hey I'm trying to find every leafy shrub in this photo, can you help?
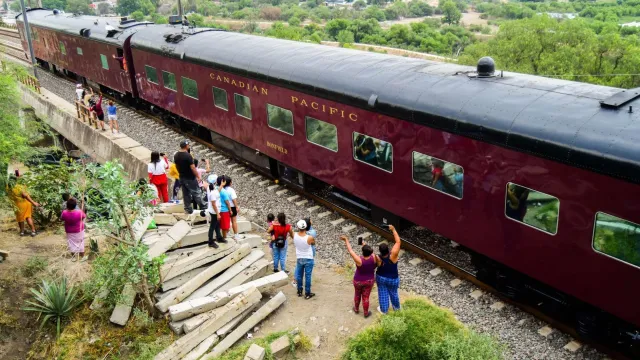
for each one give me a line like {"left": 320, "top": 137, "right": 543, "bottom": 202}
{"left": 23, "top": 277, "right": 83, "bottom": 337}
{"left": 341, "top": 298, "right": 503, "bottom": 360}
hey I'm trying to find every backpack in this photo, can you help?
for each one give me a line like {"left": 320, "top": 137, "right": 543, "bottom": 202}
{"left": 274, "top": 235, "right": 286, "bottom": 248}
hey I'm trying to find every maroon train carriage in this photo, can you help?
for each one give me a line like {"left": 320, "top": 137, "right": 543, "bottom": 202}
{"left": 17, "top": 10, "right": 640, "bottom": 353}
{"left": 15, "top": 9, "right": 152, "bottom": 98}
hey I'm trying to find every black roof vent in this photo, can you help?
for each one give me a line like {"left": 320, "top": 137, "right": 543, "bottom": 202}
{"left": 53, "top": 9, "right": 60, "bottom": 15}
{"left": 79, "top": 28, "right": 91, "bottom": 37}
{"left": 120, "top": 19, "right": 136, "bottom": 25}
{"left": 600, "top": 88, "right": 640, "bottom": 109}
{"left": 163, "top": 33, "right": 185, "bottom": 43}
{"left": 476, "top": 57, "right": 496, "bottom": 78}
{"left": 120, "top": 16, "right": 128, "bottom": 22}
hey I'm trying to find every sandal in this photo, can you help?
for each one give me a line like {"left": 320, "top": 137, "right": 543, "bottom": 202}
{"left": 305, "top": 293, "right": 315, "bottom": 300}
{"left": 19, "top": 231, "right": 25, "bottom": 237}
{"left": 30, "top": 231, "right": 37, "bottom": 237}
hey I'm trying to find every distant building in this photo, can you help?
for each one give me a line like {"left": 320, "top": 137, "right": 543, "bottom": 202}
{"left": 542, "top": 12, "right": 577, "bottom": 19}
{"left": 621, "top": 21, "right": 640, "bottom": 27}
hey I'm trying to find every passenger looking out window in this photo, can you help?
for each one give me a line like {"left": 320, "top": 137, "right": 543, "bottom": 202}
{"left": 353, "top": 132, "right": 392, "bottom": 172}
{"left": 412, "top": 152, "right": 463, "bottom": 199}
{"left": 505, "top": 183, "right": 559, "bottom": 234}
{"left": 506, "top": 184, "right": 529, "bottom": 222}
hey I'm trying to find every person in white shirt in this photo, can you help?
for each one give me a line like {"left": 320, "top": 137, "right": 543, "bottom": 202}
{"left": 206, "top": 174, "right": 226, "bottom": 248}
{"left": 148, "top": 151, "right": 169, "bottom": 203}
{"left": 225, "top": 176, "right": 241, "bottom": 240}
{"left": 294, "top": 219, "right": 316, "bottom": 299}
{"left": 75, "top": 84, "right": 84, "bottom": 102}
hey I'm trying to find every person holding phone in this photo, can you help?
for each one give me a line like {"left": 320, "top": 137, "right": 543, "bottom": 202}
{"left": 376, "top": 224, "right": 402, "bottom": 314}
{"left": 341, "top": 235, "right": 377, "bottom": 318}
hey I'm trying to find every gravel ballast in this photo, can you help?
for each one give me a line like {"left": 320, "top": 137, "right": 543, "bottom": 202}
{"left": 37, "top": 71, "right": 606, "bottom": 360}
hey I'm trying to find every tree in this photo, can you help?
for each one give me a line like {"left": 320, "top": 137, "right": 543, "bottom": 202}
{"left": 116, "top": 0, "right": 155, "bottom": 16}
{"left": 325, "top": 18, "right": 352, "bottom": 38}
{"left": 408, "top": 0, "right": 433, "bottom": 17}
{"left": 384, "top": 6, "right": 400, "bottom": 20}
{"left": 441, "top": 0, "right": 461, "bottom": 25}
{"left": 364, "top": 5, "right": 386, "bottom": 21}
{"left": 353, "top": 0, "right": 366, "bottom": 10}
{"left": 42, "top": 0, "right": 67, "bottom": 10}
{"left": 260, "top": 6, "right": 282, "bottom": 20}
{"left": 347, "top": 18, "right": 381, "bottom": 42}
{"left": 10, "top": 1, "right": 21, "bottom": 12}
{"left": 96, "top": 2, "right": 111, "bottom": 15}
{"left": 131, "top": 10, "right": 144, "bottom": 21}
{"left": 66, "top": 0, "right": 93, "bottom": 14}
{"left": 337, "top": 29, "right": 355, "bottom": 47}
{"left": 288, "top": 16, "right": 301, "bottom": 26}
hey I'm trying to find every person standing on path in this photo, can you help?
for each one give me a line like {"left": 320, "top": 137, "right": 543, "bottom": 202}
{"left": 75, "top": 84, "right": 84, "bottom": 101}
{"left": 7, "top": 172, "right": 40, "bottom": 237}
{"left": 294, "top": 219, "right": 316, "bottom": 299}
{"left": 89, "top": 92, "right": 106, "bottom": 131}
{"left": 206, "top": 174, "right": 225, "bottom": 248}
{"left": 192, "top": 159, "right": 210, "bottom": 210}
{"left": 106, "top": 100, "right": 120, "bottom": 134}
{"left": 267, "top": 212, "right": 294, "bottom": 273}
{"left": 60, "top": 198, "right": 87, "bottom": 262}
{"left": 218, "top": 175, "right": 233, "bottom": 239}
{"left": 148, "top": 151, "right": 169, "bottom": 203}
{"left": 376, "top": 224, "right": 402, "bottom": 314}
{"left": 173, "top": 139, "right": 207, "bottom": 215}
{"left": 341, "top": 235, "right": 377, "bottom": 318}
{"left": 225, "top": 176, "right": 241, "bottom": 240}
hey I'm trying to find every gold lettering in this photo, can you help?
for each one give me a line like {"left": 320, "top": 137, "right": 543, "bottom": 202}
{"left": 322, "top": 104, "right": 326, "bottom": 112}
{"left": 329, "top": 107, "right": 338, "bottom": 115}
{"left": 349, "top": 113, "right": 358, "bottom": 121}
{"left": 231, "top": 80, "right": 237, "bottom": 86}
{"left": 224, "top": 77, "right": 230, "bottom": 83}
{"left": 311, "top": 102, "right": 319, "bottom": 110}
{"left": 261, "top": 88, "right": 268, "bottom": 95}
{"left": 300, "top": 99, "right": 308, "bottom": 107}
{"left": 253, "top": 85, "right": 259, "bottom": 93}
{"left": 210, "top": 73, "right": 215, "bottom": 79}
{"left": 239, "top": 81, "right": 245, "bottom": 88}
{"left": 291, "top": 96, "right": 299, "bottom": 104}
{"left": 341, "top": 110, "right": 345, "bottom": 118}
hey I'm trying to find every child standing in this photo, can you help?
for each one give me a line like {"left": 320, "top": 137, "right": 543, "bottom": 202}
{"left": 61, "top": 198, "right": 87, "bottom": 262}
{"left": 107, "top": 100, "right": 119, "bottom": 134}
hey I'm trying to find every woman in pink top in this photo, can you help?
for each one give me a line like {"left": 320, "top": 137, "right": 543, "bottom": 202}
{"left": 60, "top": 198, "right": 87, "bottom": 261}
{"left": 341, "top": 235, "right": 378, "bottom": 318}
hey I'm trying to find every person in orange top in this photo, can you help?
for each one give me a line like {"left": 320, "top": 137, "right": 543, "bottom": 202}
{"left": 7, "top": 171, "right": 40, "bottom": 237}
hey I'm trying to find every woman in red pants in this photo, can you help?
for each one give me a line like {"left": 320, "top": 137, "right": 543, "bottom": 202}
{"left": 341, "top": 235, "right": 378, "bottom": 318}
{"left": 148, "top": 151, "right": 169, "bottom": 203}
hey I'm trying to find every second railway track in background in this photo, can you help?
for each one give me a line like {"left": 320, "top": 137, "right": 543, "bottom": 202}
{"left": 3, "top": 37, "right": 623, "bottom": 359}
{"left": 32, "top": 68, "right": 626, "bottom": 359}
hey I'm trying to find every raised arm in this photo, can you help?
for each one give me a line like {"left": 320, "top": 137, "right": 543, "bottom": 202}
{"left": 341, "top": 235, "right": 362, "bottom": 266}
{"left": 389, "top": 225, "right": 401, "bottom": 263}
{"left": 204, "top": 159, "right": 211, "bottom": 172}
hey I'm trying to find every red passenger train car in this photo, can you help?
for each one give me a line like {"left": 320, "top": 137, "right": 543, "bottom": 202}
{"left": 17, "top": 9, "right": 640, "bottom": 353}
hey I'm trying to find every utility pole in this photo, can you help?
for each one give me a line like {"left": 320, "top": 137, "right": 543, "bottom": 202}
{"left": 177, "top": 0, "right": 183, "bottom": 18}
{"left": 18, "top": 0, "right": 38, "bottom": 79}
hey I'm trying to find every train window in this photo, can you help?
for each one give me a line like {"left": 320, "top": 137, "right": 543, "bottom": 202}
{"left": 76, "top": 47, "right": 83, "bottom": 55}
{"left": 100, "top": 54, "right": 109, "bottom": 70}
{"left": 145, "top": 66, "right": 159, "bottom": 84}
{"left": 305, "top": 117, "right": 337, "bottom": 152}
{"left": 352, "top": 132, "right": 393, "bottom": 172}
{"left": 505, "top": 183, "right": 559, "bottom": 235}
{"left": 162, "top": 71, "right": 176, "bottom": 91}
{"left": 59, "top": 41, "right": 66, "bottom": 55}
{"left": 593, "top": 212, "right": 640, "bottom": 268}
{"left": 234, "top": 94, "right": 252, "bottom": 120}
{"left": 212, "top": 87, "right": 228, "bottom": 110}
{"left": 267, "top": 104, "right": 294, "bottom": 135}
{"left": 182, "top": 77, "right": 198, "bottom": 99}
{"left": 412, "top": 152, "right": 463, "bottom": 199}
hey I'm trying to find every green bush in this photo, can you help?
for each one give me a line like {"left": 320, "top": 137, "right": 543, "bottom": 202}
{"left": 341, "top": 298, "right": 503, "bottom": 360}
{"left": 23, "top": 277, "right": 84, "bottom": 338}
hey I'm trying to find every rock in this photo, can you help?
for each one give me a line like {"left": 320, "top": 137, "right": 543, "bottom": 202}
{"left": 269, "top": 335, "right": 291, "bottom": 358}
{"left": 154, "top": 213, "right": 178, "bottom": 226}
{"left": 109, "top": 284, "right": 136, "bottom": 326}
{"left": 244, "top": 344, "right": 265, "bottom": 360}
{"left": 312, "top": 335, "right": 321, "bottom": 348}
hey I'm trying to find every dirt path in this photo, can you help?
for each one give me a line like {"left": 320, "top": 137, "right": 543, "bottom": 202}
{"left": 254, "top": 242, "right": 414, "bottom": 360}
{"left": 0, "top": 213, "right": 90, "bottom": 360}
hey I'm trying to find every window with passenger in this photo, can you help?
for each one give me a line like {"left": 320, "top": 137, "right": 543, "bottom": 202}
{"left": 412, "top": 152, "right": 463, "bottom": 199}
{"left": 352, "top": 132, "right": 392, "bottom": 172}
{"left": 267, "top": 104, "right": 293, "bottom": 135}
{"left": 235, "top": 94, "right": 251, "bottom": 120}
{"left": 505, "top": 183, "right": 559, "bottom": 234}
{"left": 593, "top": 212, "right": 640, "bottom": 267}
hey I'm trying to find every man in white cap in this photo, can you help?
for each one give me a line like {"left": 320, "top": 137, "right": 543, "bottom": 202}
{"left": 293, "top": 219, "right": 316, "bottom": 299}
{"left": 75, "top": 84, "right": 84, "bottom": 102}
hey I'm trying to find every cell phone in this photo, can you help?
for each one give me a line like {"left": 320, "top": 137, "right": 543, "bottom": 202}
{"left": 381, "top": 224, "right": 390, "bottom": 229}
{"left": 357, "top": 236, "right": 363, "bottom": 245}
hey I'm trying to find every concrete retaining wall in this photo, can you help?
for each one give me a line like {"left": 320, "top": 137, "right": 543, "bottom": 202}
{"left": 20, "top": 84, "right": 150, "bottom": 180}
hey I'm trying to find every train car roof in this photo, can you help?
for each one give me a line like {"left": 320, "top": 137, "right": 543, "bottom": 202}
{"left": 85, "top": 23, "right": 640, "bottom": 183}
{"left": 16, "top": 9, "right": 152, "bottom": 46}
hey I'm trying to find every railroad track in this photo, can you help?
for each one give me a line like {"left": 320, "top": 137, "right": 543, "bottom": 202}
{"left": 30, "top": 62, "right": 627, "bottom": 359}
{"left": 0, "top": 28, "right": 29, "bottom": 64}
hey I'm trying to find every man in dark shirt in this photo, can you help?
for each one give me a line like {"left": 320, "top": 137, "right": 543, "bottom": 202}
{"left": 174, "top": 139, "right": 207, "bottom": 215}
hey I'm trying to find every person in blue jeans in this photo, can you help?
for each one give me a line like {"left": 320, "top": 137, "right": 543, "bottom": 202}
{"left": 267, "top": 212, "right": 294, "bottom": 273}
{"left": 375, "top": 224, "right": 401, "bottom": 313}
{"left": 304, "top": 217, "right": 317, "bottom": 258}
{"left": 294, "top": 219, "right": 316, "bottom": 299}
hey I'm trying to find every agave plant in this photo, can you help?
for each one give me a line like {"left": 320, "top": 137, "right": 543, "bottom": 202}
{"left": 23, "top": 277, "right": 84, "bottom": 337}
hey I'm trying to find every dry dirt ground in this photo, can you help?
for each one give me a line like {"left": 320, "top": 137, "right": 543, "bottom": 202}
{"left": 0, "top": 211, "right": 91, "bottom": 360}
{"left": 0, "top": 215, "right": 415, "bottom": 359}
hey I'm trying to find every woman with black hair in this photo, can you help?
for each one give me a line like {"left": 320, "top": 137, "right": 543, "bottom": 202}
{"left": 341, "top": 235, "right": 377, "bottom": 318}
{"left": 148, "top": 151, "right": 169, "bottom": 203}
{"left": 375, "top": 225, "right": 401, "bottom": 314}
